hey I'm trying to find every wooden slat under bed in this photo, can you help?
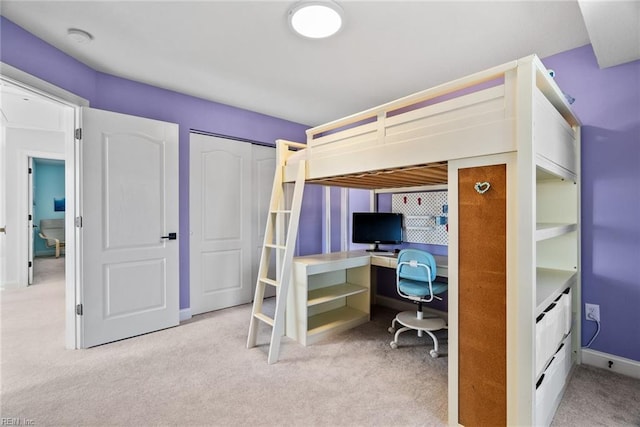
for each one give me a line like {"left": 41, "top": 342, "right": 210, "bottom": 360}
{"left": 305, "top": 161, "right": 448, "bottom": 189}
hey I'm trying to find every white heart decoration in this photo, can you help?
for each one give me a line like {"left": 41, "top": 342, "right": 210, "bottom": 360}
{"left": 474, "top": 182, "right": 491, "bottom": 194}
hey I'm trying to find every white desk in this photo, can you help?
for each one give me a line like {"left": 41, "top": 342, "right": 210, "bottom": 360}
{"left": 286, "top": 251, "right": 448, "bottom": 346}
{"left": 370, "top": 252, "right": 448, "bottom": 277}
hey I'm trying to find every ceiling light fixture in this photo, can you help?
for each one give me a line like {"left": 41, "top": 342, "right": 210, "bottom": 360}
{"left": 67, "top": 28, "right": 93, "bottom": 44}
{"left": 288, "top": 1, "right": 344, "bottom": 39}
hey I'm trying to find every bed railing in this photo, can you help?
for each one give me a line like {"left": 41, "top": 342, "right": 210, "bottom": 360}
{"left": 306, "top": 55, "right": 578, "bottom": 143}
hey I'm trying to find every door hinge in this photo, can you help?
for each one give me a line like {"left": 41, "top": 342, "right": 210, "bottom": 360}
{"left": 28, "top": 214, "right": 32, "bottom": 221}
{"left": 28, "top": 261, "right": 32, "bottom": 268}
{"left": 75, "top": 128, "right": 82, "bottom": 140}
{"left": 28, "top": 167, "right": 32, "bottom": 174}
{"left": 76, "top": 304, "right": 83, "bottom": 316}
{"left": 75, "top": 216, "right": 83, "bottom": 227}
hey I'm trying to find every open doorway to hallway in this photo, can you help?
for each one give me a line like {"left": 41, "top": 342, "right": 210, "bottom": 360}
{"left": 31, "top": 158, "right": 66, "bottom": 286}
{"left": 1, "top": 74, "right": 77, "bottom": 349}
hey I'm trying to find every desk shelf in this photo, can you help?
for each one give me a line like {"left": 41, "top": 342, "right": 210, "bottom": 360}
{"left": 307, "top": 306, "right": 369, "bottom": 345}
{"left": 287, "top": 252, "right": 371, "bottom": 346}
{"left": 308, "top": 283, "right": 368, "bottom": 307}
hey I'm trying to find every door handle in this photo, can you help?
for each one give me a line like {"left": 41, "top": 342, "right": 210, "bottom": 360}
{"left": 161, "top": 232, "right": 177, "bottom": 240}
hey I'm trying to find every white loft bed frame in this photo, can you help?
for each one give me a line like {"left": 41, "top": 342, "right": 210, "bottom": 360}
{"left": 278, "top": 55, "right": 581, "bottom": 426}
{"left": 283, "top": 55, "right": 578, "bottom": 187}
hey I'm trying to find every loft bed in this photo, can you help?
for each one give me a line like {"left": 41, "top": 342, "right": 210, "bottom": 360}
{"left": 277, "top": 55, "right": 581, "bottom": 426}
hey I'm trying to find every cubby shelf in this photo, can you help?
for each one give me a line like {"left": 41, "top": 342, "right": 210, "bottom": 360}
{"left": 307, "top": 283, "right": 368, "bottom": 307}
{"left": 307, "top": 306, "right": 368, "bottom": 342}
{"left": 536, "top": 268, "right": 576, "bottom": 316}
{"left": 287, "top": 252, "right": 371, "bottom": 347}
{"left": 535, "top": 223, "right": 578, "bottom": 241}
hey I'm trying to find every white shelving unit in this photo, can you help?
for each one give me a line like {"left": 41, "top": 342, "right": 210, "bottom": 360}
{"left": 533, "top": 88, "right": 580, "bottom": 425}
{"left": 286, "top": 252, "right": 371, "bottom": 346}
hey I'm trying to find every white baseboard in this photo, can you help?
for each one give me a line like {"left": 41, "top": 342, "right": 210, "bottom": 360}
{"left": 581, "top": 348, "right": 640, "bottom": 380}
{"left": 34, "top": 250, "right": 57, "bottom": 257}
{"left": 179, "top": 308, "right": 192, "bottom": 322}
{"left": 0, "top": 281, "right": 25, "bottom": 290}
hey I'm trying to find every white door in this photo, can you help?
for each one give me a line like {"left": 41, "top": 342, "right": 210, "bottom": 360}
{"left": 252, "top": 144, "right": 277, "bottom": 298}
{"left": 28, "top": 157, "right": 34, "bottom": 285}
{"left": 81, "top": 107, "right": 179, "bottom": 348}
{"left": 189, "top": 134, "right": 253, "bottom": 315}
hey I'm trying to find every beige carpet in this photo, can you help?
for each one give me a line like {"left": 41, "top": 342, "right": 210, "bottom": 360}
{"left": 1, "top": 257, "right": 638, "bottom": 426}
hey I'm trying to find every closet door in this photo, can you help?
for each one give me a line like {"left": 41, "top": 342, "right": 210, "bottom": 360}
{"left": 458, "top": 164, "right": 507, "bottom": 425}
{"left": 190, "top": 134, "right": 252, "bottom": 315}
{"left": 190, "top": 135, "right": 275, "bottom": 315}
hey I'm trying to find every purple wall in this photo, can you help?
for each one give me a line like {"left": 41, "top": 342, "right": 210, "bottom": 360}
{"left": 0, "top": 17, "right": 97, "bottom": 101}
{"left": 542, "top": 46, "right": 640, "bottom": 361}
{"left": 1, "top": 17, "right": 311, "bottom": 310}
{"left": 298, "top": 184, "right": 323, "bottom": 256}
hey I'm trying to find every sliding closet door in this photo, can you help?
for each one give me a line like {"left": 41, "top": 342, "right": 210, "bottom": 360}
{"left": 190, "top": 134, "right": 275, "bottom": 315}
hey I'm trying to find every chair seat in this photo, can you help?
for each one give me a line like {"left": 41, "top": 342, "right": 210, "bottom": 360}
{"left": 399, "top": 278, "right": 448, "bottom": 298}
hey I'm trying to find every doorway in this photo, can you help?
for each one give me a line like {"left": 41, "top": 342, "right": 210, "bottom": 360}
{"left": 0, "top": 75, "right": 78, "bottom": 348}
{"left": 31, "top": 158, "right": 66, "bottom": 286}
{"left": 2, "top": 69, "right": 181, "bottom": 349}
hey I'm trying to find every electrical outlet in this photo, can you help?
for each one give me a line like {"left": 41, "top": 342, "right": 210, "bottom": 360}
{"left": 585, "top": 303, "right": 600, "bottom": 322}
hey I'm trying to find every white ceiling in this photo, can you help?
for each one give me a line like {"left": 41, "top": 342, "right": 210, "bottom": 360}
{"left": 2, "top": 1, "right": 638, "bottom": 126}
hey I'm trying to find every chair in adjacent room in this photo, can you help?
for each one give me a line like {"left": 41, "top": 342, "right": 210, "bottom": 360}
{"left": 388, "top": 249, "right": 448, "bottom": 358}
{"left": 38, "top": 218, "right": 65, "bottom": 258}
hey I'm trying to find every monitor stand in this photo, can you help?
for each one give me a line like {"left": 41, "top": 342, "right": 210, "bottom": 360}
{"left": 366, "top": 244, "right": 388, "bottom": 253}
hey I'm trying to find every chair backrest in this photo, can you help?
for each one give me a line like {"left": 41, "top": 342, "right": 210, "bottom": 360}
{"left": 40, "top": 219, "right": 65, "bottom": 242}
{"left": 397, "top": 249, "right": 437, "bottom": 282}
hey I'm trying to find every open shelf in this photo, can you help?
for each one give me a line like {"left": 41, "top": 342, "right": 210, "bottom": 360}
{"left": 307, "top": 282, "right": 368, "bottom": 307}
{"left": 536, "top": 268, "right": 576, "bottom": 315}
{"left": 536, "top": 223, "right": 577, "bottom": 241}
{"left": 307, "top": 306, "right": 368, "bottom": 344}
{"left": 288, "top": 252, "right": 371, "bottom": 346}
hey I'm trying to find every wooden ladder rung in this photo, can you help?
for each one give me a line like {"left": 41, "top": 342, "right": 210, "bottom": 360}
{"left": 265, "top": 243, "right": 286, "bottom": 250}
{"left": 270, "top": 210, "right": 291, "bottom": 214}
{"left": 259, "top": 278, "right": 279, "bottom": 287}
{"left": 253, "top": 312, "right": 274, "bottom": 326}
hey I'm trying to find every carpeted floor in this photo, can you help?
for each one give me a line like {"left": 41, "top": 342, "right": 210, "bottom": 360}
{"left": 1, "top": 256, "right": 638, "bottom": 426}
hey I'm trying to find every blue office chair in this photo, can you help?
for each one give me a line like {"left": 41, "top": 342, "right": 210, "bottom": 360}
{"left": 388, "top": 249, "right": 448, "bottom": 358}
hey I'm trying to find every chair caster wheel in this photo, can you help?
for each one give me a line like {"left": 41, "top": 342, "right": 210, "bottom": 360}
{"left": 430, "top": 350, "right": 439, "bottom": 358}
{"left": 390, "top": 341, "right": 398, "bottom": 349}
{"left": 388, "top": 326, "right": 395, "bottom": 333}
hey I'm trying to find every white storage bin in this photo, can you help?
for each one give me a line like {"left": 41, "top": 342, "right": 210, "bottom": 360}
{"left": 535, "top": 312, "right": 548, "bottom": 376}
{"left": 535, "top": 332, "right": 573, "bottom": 427}
{"left": 562, "top": 288, "right": 572, "bottom": 335}
{"left": 535, "top": 372, "right": 548, "bottom": 426}
{"left": 545, "top": 303, "right": 561, "bottom": 359}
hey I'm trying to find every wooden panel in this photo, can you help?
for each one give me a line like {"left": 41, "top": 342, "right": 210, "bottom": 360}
{"left": 307, "top": 162, "right": 448, "bottom": 189}
{"left": 458, "top": 164, "right": 507, "bottom": 426}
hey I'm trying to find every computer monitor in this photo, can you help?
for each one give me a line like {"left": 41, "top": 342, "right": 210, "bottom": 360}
{"left": 352, "top": 212, "right": 403, "bottom": 252}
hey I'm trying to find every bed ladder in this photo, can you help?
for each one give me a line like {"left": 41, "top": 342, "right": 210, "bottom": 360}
{"left": 247, "top": 140, "right": 307, "bottom": 364}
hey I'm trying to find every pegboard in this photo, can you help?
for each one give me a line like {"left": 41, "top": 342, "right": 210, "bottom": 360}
{"left": 392, "top": 191, "right": 448, "bottom": 246}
